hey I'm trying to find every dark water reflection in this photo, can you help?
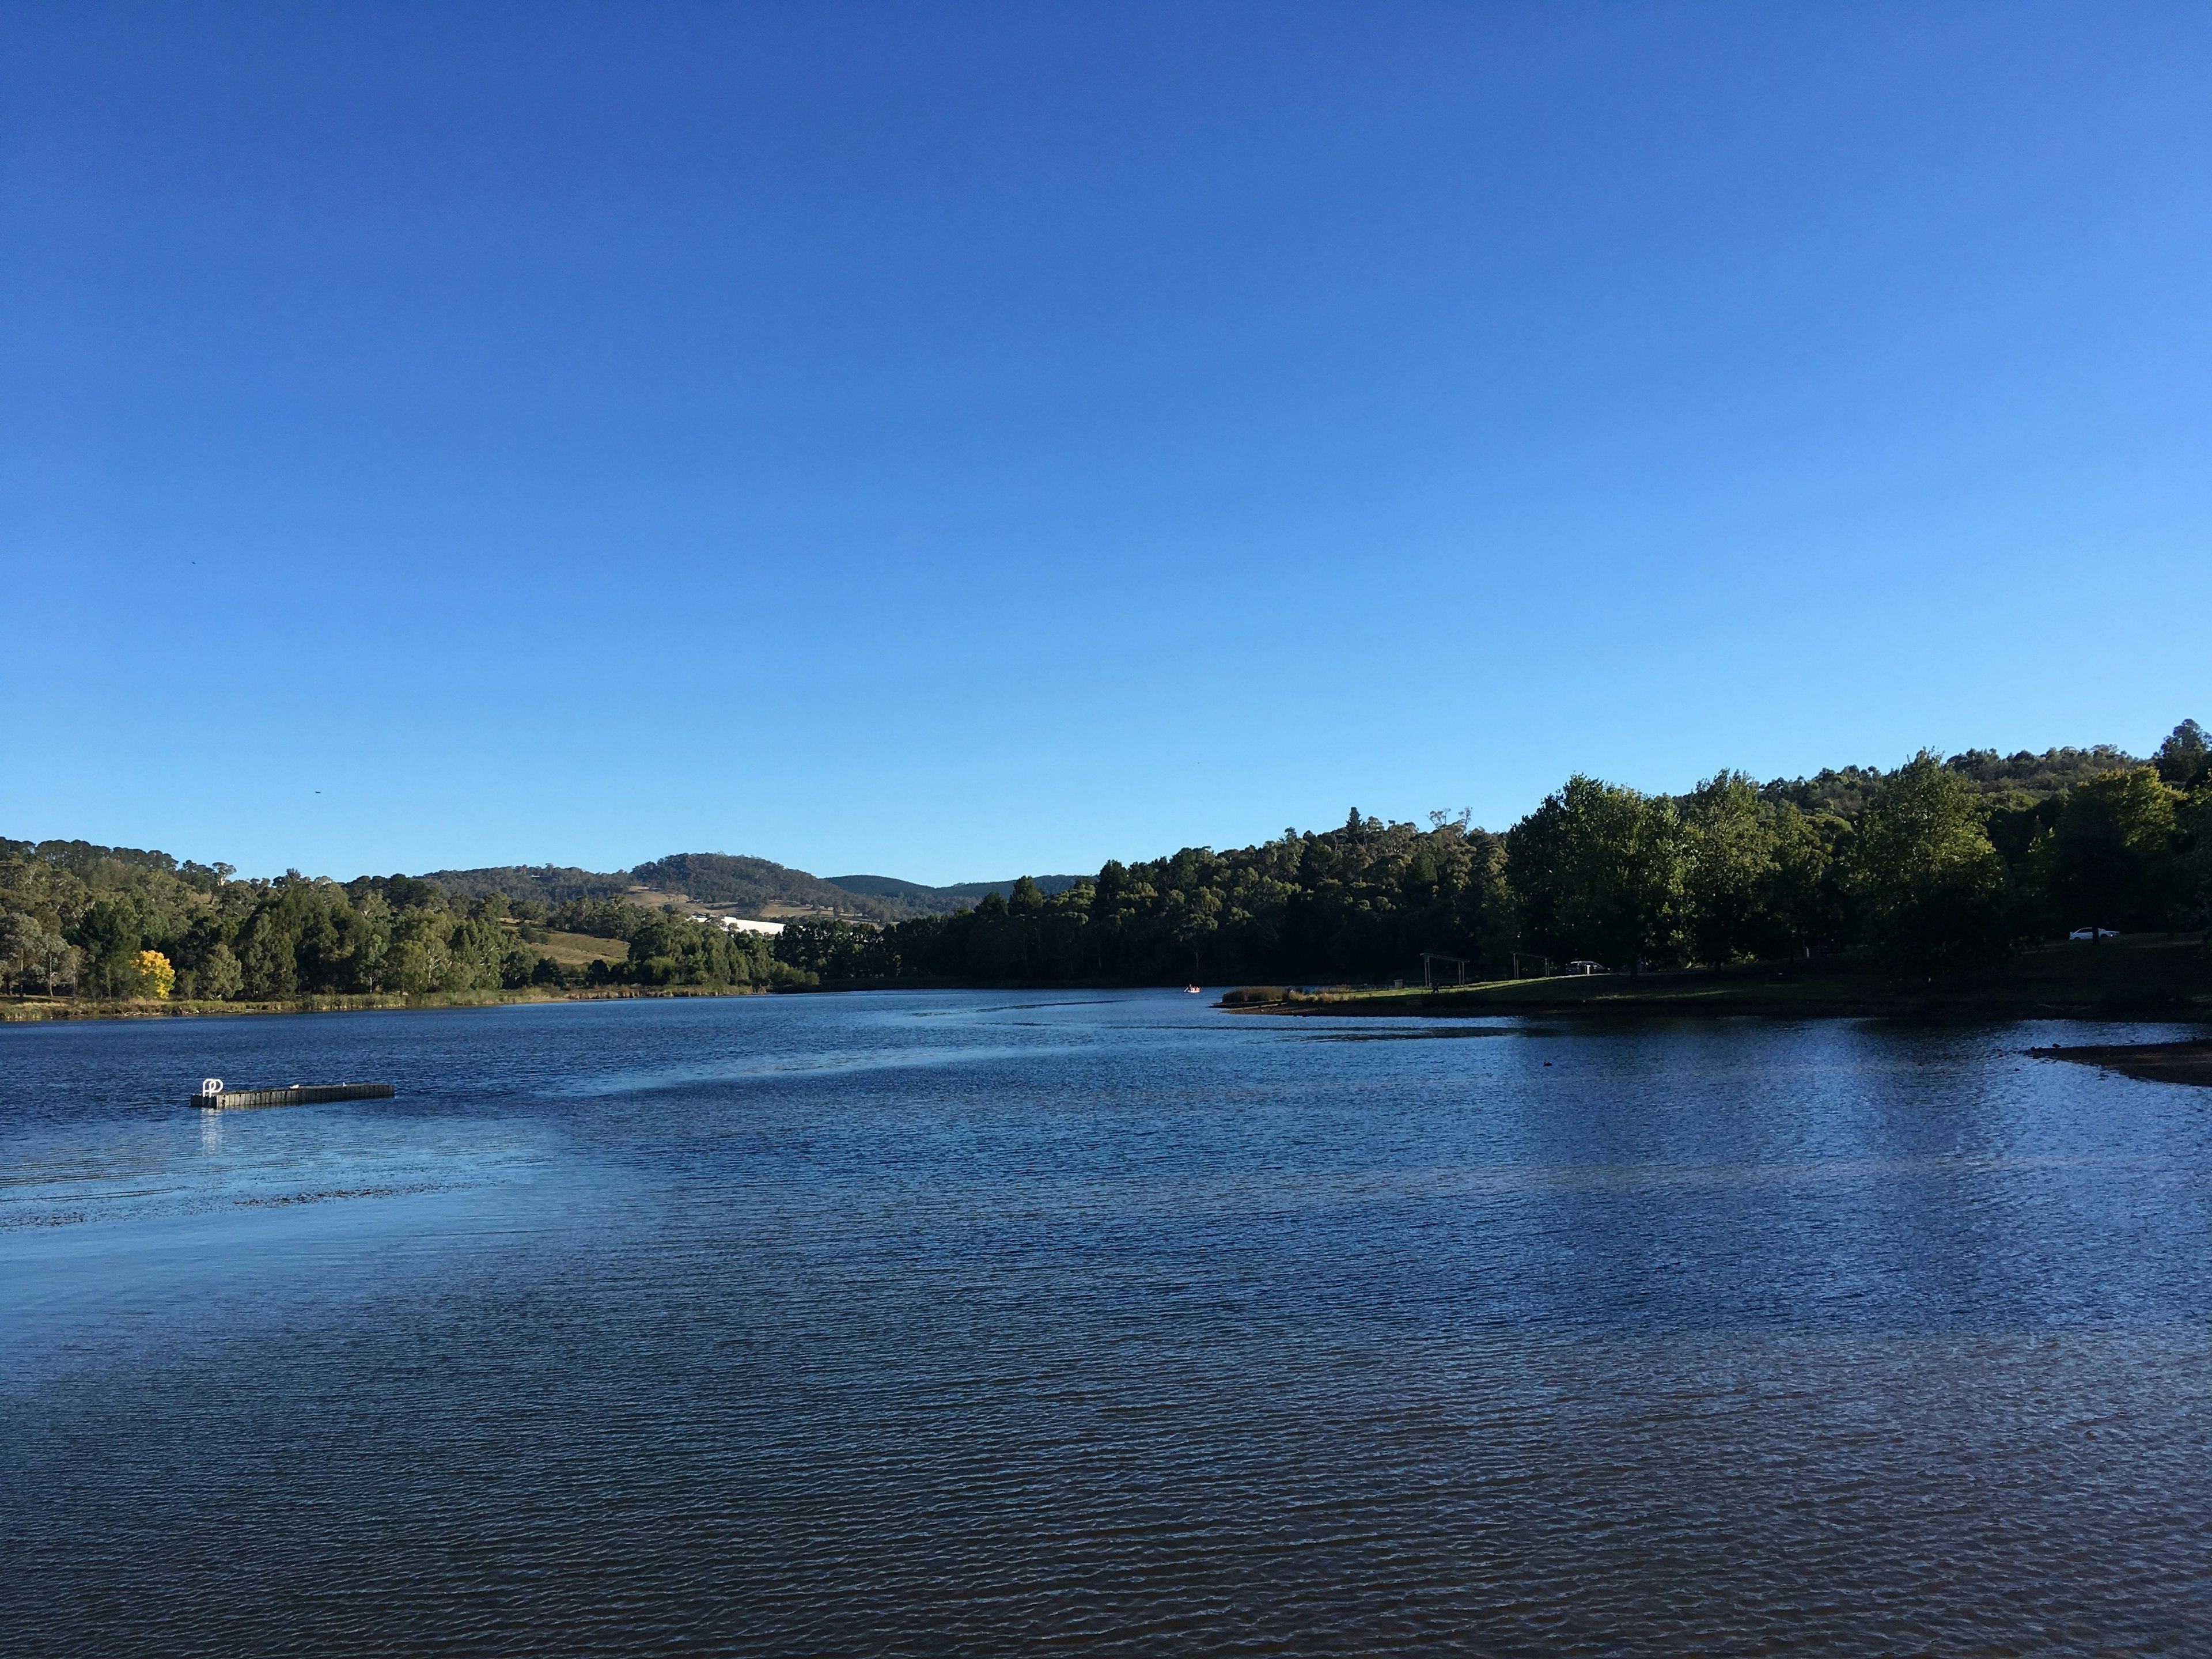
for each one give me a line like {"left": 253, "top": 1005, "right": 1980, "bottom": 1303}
{"left": 4, "top": 993, "right": 2210, "bottom": 1654}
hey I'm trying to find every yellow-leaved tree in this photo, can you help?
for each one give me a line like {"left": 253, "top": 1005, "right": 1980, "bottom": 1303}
{"left": 135, "top": 949, "right": 176, "bottom": 999}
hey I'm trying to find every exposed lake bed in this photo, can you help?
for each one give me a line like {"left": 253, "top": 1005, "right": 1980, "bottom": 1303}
{"left": 2034, "top": 1036, "right": 2212, "bottom": 1088}
{"left": 6, "top": 992, "right": 2211, "bottom": 1654}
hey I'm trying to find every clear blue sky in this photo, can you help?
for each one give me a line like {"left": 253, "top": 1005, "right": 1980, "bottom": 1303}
{"left": 5, "top": 3, "right": 2207, "bottom": 884}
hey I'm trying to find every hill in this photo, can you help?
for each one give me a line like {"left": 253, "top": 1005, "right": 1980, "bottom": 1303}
{"left": 411, "top": 864, "right": 632, "bottom": 904}
{"left": 825, "top": 873, "right": 1086, "bottom": 913}
{"left": 407, "top": 855, "right": 1086, "bottom": 923}
{"left": 1760, "top": 745, "right": 2142, "bottom": 820}
{"left": 628, "top": 853, "right": 886, "bottom": 918}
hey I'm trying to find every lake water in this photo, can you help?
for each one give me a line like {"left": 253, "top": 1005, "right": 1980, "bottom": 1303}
{"left": 4, "top": 991, "right": 2210, "bottom": 1655}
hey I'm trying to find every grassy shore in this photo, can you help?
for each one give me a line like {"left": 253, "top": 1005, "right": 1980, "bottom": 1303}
{"left": 1223, "top": 934, "right": 2212, "bottom": 1022}
{"left": 0, "top": 983, "right": 773, "bottom": 1024}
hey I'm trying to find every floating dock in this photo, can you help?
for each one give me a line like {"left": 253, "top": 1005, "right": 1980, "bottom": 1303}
{"left": 191, "top": 1081, "right": 396, "bottom": 1110}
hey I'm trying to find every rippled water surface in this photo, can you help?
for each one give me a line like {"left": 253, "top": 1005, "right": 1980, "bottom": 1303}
{"left": 5, "top": 993, "right": 2211, "bottom": 1655}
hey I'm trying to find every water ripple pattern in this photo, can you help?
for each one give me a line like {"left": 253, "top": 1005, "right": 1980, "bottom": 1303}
{"left": 3, "top": 993, "right": 2210, "bottom": 1654}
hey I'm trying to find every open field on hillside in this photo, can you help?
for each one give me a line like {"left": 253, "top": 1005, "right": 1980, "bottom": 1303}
{"left": 529, "top": 930, "right": 630, "bottom": 967}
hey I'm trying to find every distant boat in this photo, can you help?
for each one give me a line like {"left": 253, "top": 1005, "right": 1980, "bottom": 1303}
{"left": 1185, "top": 984, "right": 1202, "bottom": 994}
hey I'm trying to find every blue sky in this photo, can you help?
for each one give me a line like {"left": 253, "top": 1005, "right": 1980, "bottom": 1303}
{"left": 5, "top": 2, "right": 2207, "bottom": 884}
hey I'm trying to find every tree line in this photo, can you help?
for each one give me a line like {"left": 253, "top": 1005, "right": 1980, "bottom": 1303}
{"left": 6, "top": 724, "right": 2208, "bottom": 1001}
{"left": 777, "top": 725, "right": 2212, "bottom": 986}
{"left": 0, "top": 853, "right": 807, "bottom": 1000}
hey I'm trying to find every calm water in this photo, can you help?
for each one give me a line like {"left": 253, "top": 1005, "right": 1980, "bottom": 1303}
{"left": 4, "top": 991, "right": 2210, "bottom": 1656}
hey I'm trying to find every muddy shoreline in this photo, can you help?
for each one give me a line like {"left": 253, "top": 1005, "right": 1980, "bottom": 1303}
{"left": 2030, "top": 1039, "right": 2212, "bottom": 1088}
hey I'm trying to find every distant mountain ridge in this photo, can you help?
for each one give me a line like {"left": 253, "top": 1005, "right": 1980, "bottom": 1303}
{"left": 410, "top": 854, "right": 1084, "bottom": 922}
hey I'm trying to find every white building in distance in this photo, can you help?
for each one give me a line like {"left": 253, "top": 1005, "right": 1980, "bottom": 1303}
{"left": 692, "top": 914, "right": 785, "bottom": 937}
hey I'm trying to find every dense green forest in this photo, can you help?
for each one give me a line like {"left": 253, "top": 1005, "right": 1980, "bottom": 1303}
{"left": 0, "top": 853, "right": 806, "bottom": 1001}
{"left": 6, "top": 726, "right": 2209, "bottom": 1002}
{"left": 781, "top": 727, "right": 2212, "bottom": 986}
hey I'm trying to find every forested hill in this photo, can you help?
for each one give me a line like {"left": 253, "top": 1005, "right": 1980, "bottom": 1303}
{"left": 412, "top": 864, "right": 632, "bottom": 905}
{"left": 415, "top": 853, "right": 903, "bottom": 921}
{"left": 629, "top": 853, "right": 885, "bottom": 917}
{"left": 1762, "top": 745, "right": 2141, "bottom": 820}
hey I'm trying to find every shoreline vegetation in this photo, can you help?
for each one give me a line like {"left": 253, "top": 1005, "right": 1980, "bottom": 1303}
{"left": 7, "top": 726, "right": 2211, "bottom": 1025}
{"left": 1218, "top": 932, "right": 2211, "bottom": 1024}
{"left": 10, "top": 933, "right": 2209, "bottom": 1026}
{"left": 0, "top": 983, "right": 778, "bottom": 1024}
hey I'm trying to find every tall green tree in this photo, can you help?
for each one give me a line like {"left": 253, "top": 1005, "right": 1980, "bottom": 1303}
{"left": 1509, "top": 775, "right": 1687, "bottom": 971}
{"left": 2040, "top": 767, "right": 2180, "bottom": 931}
{"left": 74, "top": 896, "right": 145, "bottom": 998}
{"left": 1846, "top": 752, "right": 2013, "bottom": 965}
{"left": 1681, "top": 770, "right": 1782, "bottom": 964}
{"left": 2154, "top": 719, "right": 2209, "bottom": 788}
